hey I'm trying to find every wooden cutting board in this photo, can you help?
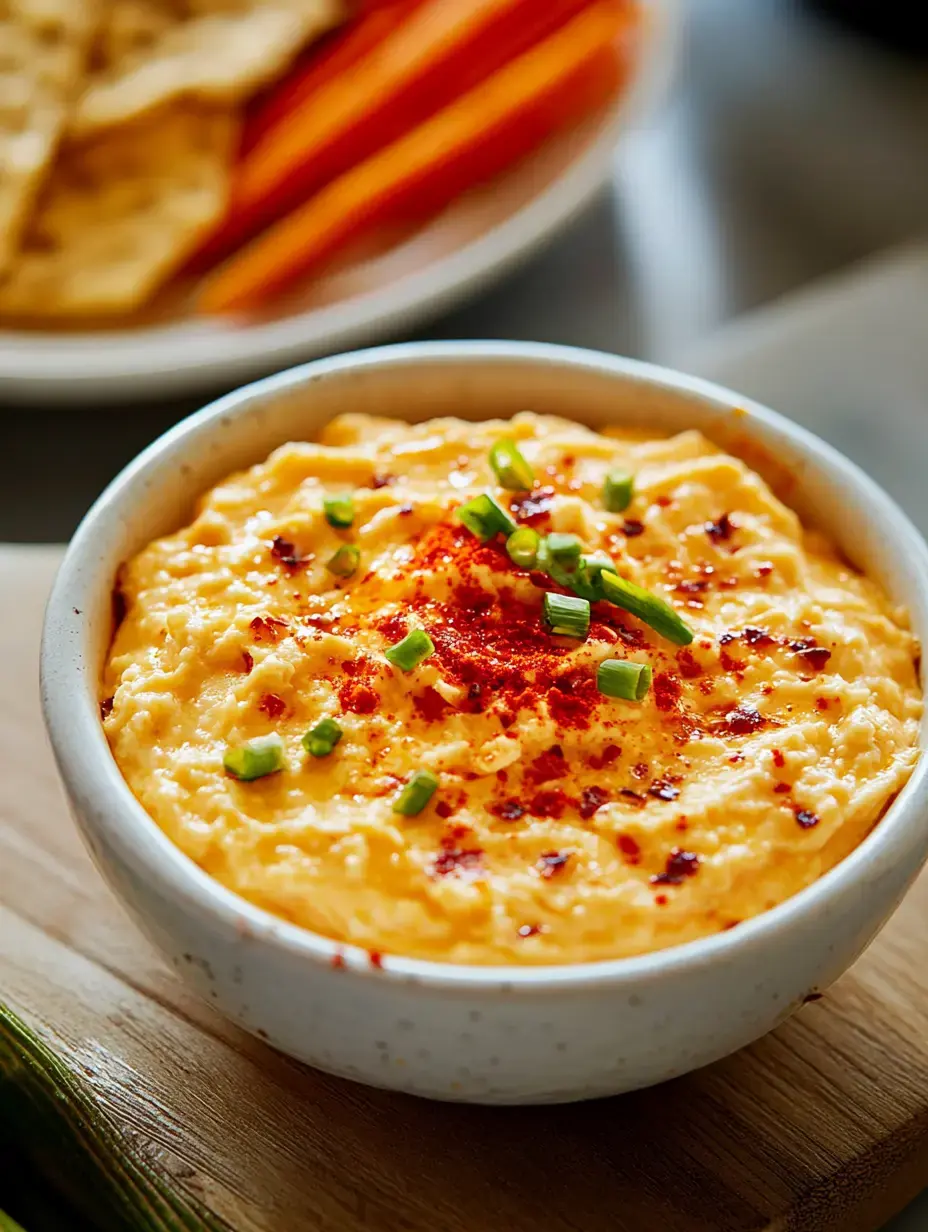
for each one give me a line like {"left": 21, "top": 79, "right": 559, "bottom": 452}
{"left": 4, "top": 543, "right": 928, "bottom": 1232}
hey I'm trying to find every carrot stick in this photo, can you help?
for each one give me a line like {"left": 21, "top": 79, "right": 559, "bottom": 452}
{"left": 201, "top": 4, "right": 629, "bottom": 313}
{"left": 196, "top": 0, "right": 633, "bottom": 268}
{"left": 242, "top": 0, "right": 429, "bottom": 154}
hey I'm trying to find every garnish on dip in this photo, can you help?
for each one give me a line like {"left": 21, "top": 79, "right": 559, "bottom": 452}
{"left": 597, "top": 659, "right": 652, "bottom": 702}
{"left": 223, "top": 733, "right": 285, "bottom": 781}
{"left": 385, "top": 629, "right": 435, "bottom": 672}
{"left": 393, "top": 769, "right": 439, "bottom": 816}
{"left": 489, "top": 438, "right": 535, "bottom": 490}
{"left": 323, "top": 494, "right": 355, "bottom": 529}
{"left": 303, "top": 719, "right": 343, "bottom": 758}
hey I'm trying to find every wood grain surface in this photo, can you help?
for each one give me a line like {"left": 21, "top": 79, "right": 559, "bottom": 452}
{"left": 3, "top": 544, "right": 928, "bottom": 1232}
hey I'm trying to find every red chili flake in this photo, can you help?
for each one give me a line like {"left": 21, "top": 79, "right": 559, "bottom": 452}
{"left": 706, "top": 513, "right": 735, "bottom": 543}
{"left": 368, "top": 951, "right": 384, "bottom": 968}
{"left": 649, "top": 780, "right": 680, "bottom": 802}
{"left": 250, "top": 615, "right": 288, "bottom": 643}
{"left": 676, "top": 579, "right": 709, "bottom": 595}
{"left": 718, "top": 577, "right": 740, "bottom": 590}
{"left": 816, "top": 698, "right": 830, "bottom": 712}
{"left": 511, "top": 486, "right": 555, "bottom": 525}
{"left": 620, "top": 788, "right": 645, "bottom": 804}
{"left": 432, "top": 848, "right": 485, "bottom": 880}
{"left": 579, "top": 787, "right": 609, "bottom": 819}
{"left": 241, "top": 650, "right": 254, "bottom": 674}
{"left": 518, "top": 923, "right": 542, "bottom": 939}
{"left": 773, "top": 782, "right": 792, "bottom": 794}
{"left": 755, "top": 562, "right": 774, "bottom": 579}
{"left": 491, "top": 798, "right": 525, "bottom": 821}
{"left": 435, "top": 801, "right": 454, "bottom": 819}
{"left": 795, "top": 807, "right": 820, "bottom": 829}
{"left": 632, "top": 762, "right": 649, "bottom": 780}
{"left": 258, "top": 693, "right": 286, "bottom": 718}
{"left": 655, "top": 894, "right": 669, "bottom": 906}
{"left": 796, "top": 646, "right": 832, "bottom": 673}
{"left": 726, "top": 704, "right": 767, "bottom": 735}
{"left": 675, "top": 817, "right": 688, "bottom": 832}
{"left": 270, "top": 535, "right": 307, "bottom": 569}
{"left": 588, "top": 743, "right": 621, "bottom": 770}
{"left": 772, "top": 748, "right": 785, "bottom": 768}
{"left": 729, "top": 753, "right": 744, "bottom": 764}
{"left": 529, "top": 569, "right": 553, "bottom": 589}
{"left": 622, "top": 519, "right": 645, "bottom": 537}
{"left": 526, "top": 745, "right": 568, "bottom": 786}
{"left": 398, "top": 504, "right": 414, "bottom": 516}
{"left": 617, "top": 834, "right": 641, "bottom": 863}
{"left": 537, "top": 851, "right": 570, "bottom": 879}
{"left": 529, "top": 789, "right": 571, "bottom": 819}
{"left": 370, "top": 473, "right": 395, "bottom": 489}
{"left": 561, "top": 454, "right": 576, "bottom": 468}
{"left": 656, "top": 495, "right": 672, "bottom": 508}
{"left": 653, "top": 673, "right": 682, "bottom": 712}
{"left": 676, "top": 649, "right": 702, "bottom": 679}
{"left": 100, "top": 696, "right": 114, "bottom": 719}
{"left": 340, "top": 684, "right": 378, "bottom": 714}
{"left": 651, "top": 848, "right": 700, "bottom": 885}
{"left": 547, "top": 670, "right": 599, "bottom": 731}
{"left": 719, "top": 648, "right": 746, "bottom": 673}
{"left": 331, "top": 952, "right": 345, "bottom": 970}
{"left": 743, "top": 626, "right": 773, "bottom": 647}
{"left": 413, "top": 687, "right": 452, "bottom": 723}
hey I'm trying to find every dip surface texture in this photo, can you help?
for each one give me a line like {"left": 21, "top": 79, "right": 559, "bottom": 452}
{"left": 102, "top": 413, "right": 922, "bottom": 965}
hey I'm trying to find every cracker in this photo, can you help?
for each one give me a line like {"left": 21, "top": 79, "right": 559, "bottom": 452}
{"left": 72, "top": 0, "right": 344, "bottom": 135}
{"left": 0, "top": 105, "right": 237, "bottom": 318}
{"left": 0, "top": 0, "right": 101, "bottom": 273}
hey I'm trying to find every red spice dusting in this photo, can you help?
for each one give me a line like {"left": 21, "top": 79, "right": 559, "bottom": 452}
{"left": 258, "top": 693, "right": 286, "bottom": 718}
{"left": 435, "top": 801, "right": 454, "bottom": 819}
{"left": 331, "top": 952, "right": 345, "bottom": 970}
{"left": 341, "top": 685, "right": 377, "bottom": 714}
{"left": 743, "top": 626, "right": 774, "bottom": 647}
{"left": 547, "top": 671, "right": 600, "bottom": 731}
{"left": 622, "top": 519, "right": 645, "bottom": 537}
{"left": 774, "top": 782, "right": 792, "bottom": 794}
{"left": 526, "top": 745, "right": 568, "bottom": 786}
{"left": 370, "top": 473, "right": 395, "bottom": 489}
{"left": 579, "top": 787, "right": 609, "bottom": 819}
{"left": 413, "top": 686, "right": 452, "bottom": 723}
{"left": 797, "top": 646, "right": 832, "bottom": 673}
{"left": 529, "top": 569, "right": 552, "bottom": 590}
{"left": 270, "top": 535, "right": 308, "bottom": 569}
{"left": 518, "top": 923, "right": 542, "bottom": 939}
{"left": 649, "top": 780, "right": 680, "bottom": 802}
{"left": 816, "top": 698, "right": 830, "bottom": 712}
{"left": 725, "top": 704, "right": 767, "bottom": 735}
{"left": 100, "top": 696, "right": 114, "bottom": 719}
{"left": 250, "top": 615, "right": 288, "bottom": 643}
{"left": 651, "top": 848, "right": 700, "bottom": 885}
{"left": 537, "top": 851, "right": 570, "bottom": 879}
{"left": 705, "top": 513, "right": 735, "bottom": 543}
{"left": 368, "top": 951, "right": 384, "bottom": 968}
{"left": 241, "top": 650, "right": 254, "bottom": 674}
{"left": 677, "top": 649, "right": 702, "bottom": 679}
{"left": 677, "top": 579, "right": 709, "bottom": 595}
{"left": 655, "top": 895, "right": 669, "bottom": 906}
{"left": 432, "top": 847, "right": 485, "bottom": 880}
{"left": 656, "top": 495, "right": 672, "bottom": 508}
{"left": 491, "top": 798, "right": 525, "bottom": 821}
{"left": 617, "top": 834, "right": 641, "bottom": 863}
{"left": 772, "top": 748, "right": 785, "bottom": 768}
{"left": 529, "top": 789, "right": 571, "bottom": 819}
{"left": 511, "top": 486, "right": 555, "bottom": 525}
{"left": 795, "top": 807, "right": 820, "bottom": 829}
{"left": 588, "top": 743, "right": 621, "bottom": 770}
{"left": 653, "top": 673, "right": 682, "bottom": 712}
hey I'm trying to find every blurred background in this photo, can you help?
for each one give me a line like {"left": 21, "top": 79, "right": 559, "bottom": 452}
{"left": 4, "top": 0, "right": 927, "bottom": 541}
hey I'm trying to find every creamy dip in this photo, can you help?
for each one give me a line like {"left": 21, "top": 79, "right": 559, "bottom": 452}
{"left": 102, "top": 412, "right": 922, "bottom": 964}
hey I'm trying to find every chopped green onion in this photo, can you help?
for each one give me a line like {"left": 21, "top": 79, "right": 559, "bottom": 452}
{"left": 489, "top": 438, "right": 534, "bottom": 490}
{"left": 302, "top": 718, "right": 343, "bottom": 758}
{"left": 392, "top": 769, "right": 439, "bottom": 815}
{"left": 326, "top": 543, "right": 360, "bottom": 577}
{"left": 545, "top": 532, "right": 583, "bottom": 563}
{"left": 385, "top": 628, "right": 435, "bottom": 672}
{"left": 543, "top": 592, "right": 590, "bottom": 639}
{"left": 581, "top": 550, "right": 617, "bottom": 582}
{"left": 603, "top": 470, "right": 634, "bottom": 513}
{"left": 223, "top": 733, "right": 285, "bottom": 781}
{"left": 600, "top": 570, "right": 694, "bottom": 646}
{"left": 507, "top": 526, "right": 540, "bottom": 568}
{"left": 455, "top": 493, "right": 517, "bottom": 541}
{"left": 597, "top": 659, "right": 652, "bottom": 701}
{"left": 323, "top": 494, "right": 355, "bottom": 529}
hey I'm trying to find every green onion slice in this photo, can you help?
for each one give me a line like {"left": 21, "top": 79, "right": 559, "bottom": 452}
{"left": 392, "top": 769, "right": 439, "bottom": 816}
{"left": 455, "top": 493, "right": 517, "bottom": 541}
{"left": 545, "top": 532, "right": 583, "bottom": 563}
{"left": 597, "top": 659, "right": 652, "bottom": 701}
{"left": 323, "top": 494, "right": 355, "bottom": 529}
{"left": 603, "top": 470, "right": 634, "bottom": 513}
{"left": 543, "top": 592, "right": 590, "bottom": 639}
{"left": 224, "top": 732, "right": 285, "bottom": 781}
{"left": 385, "top": 628, "right": 435, "bottom": 672}
{"left": 506, "top": 526, "right": 540, "bottom": 568}
{"left": 326, "top": 543, "right": 360, "bottom": 577}
{"left": 489, "top": 438, "right": 534, "bottom": 490}
{"left": 302, "top": 718, "right": 343, "bottom": 758}
{"left": 600, "top": 570, "right": 694, "bottom": 646}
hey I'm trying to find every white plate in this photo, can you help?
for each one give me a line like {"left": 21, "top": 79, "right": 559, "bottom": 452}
{"left": 0, "top": 0, "right": 678, "bottom": 406}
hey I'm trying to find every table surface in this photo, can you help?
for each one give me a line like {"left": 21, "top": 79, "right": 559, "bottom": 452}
{"left": 3, "top": 0, "right": 928, "bottom": 543}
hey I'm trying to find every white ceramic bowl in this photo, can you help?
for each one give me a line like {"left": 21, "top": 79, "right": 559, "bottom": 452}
{"left": 41, "top": 342, "right": 928, "bottom": 1104}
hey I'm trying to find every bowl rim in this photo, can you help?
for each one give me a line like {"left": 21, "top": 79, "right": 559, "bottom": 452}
{"left": 41, "top": 340, "right": 928, "bottom": 992}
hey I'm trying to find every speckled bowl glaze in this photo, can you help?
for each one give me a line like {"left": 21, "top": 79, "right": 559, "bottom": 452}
{"left": 41, "top": 342, "right": 928, "bottom": 1104}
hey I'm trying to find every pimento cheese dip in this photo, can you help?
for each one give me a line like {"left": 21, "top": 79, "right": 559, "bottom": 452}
{"left": 101, "top": 413, "right": 922, "bottom": 965}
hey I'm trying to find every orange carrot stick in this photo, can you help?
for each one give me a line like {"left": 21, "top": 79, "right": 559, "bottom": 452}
{"left": 201, "top": 4, "right": 629, "bottom": 313}
{"left": 196, "top": 0, "right": 631, "bottom": 268}
{"left": 243, "top": 0, "right": 429, "bottom": 154}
